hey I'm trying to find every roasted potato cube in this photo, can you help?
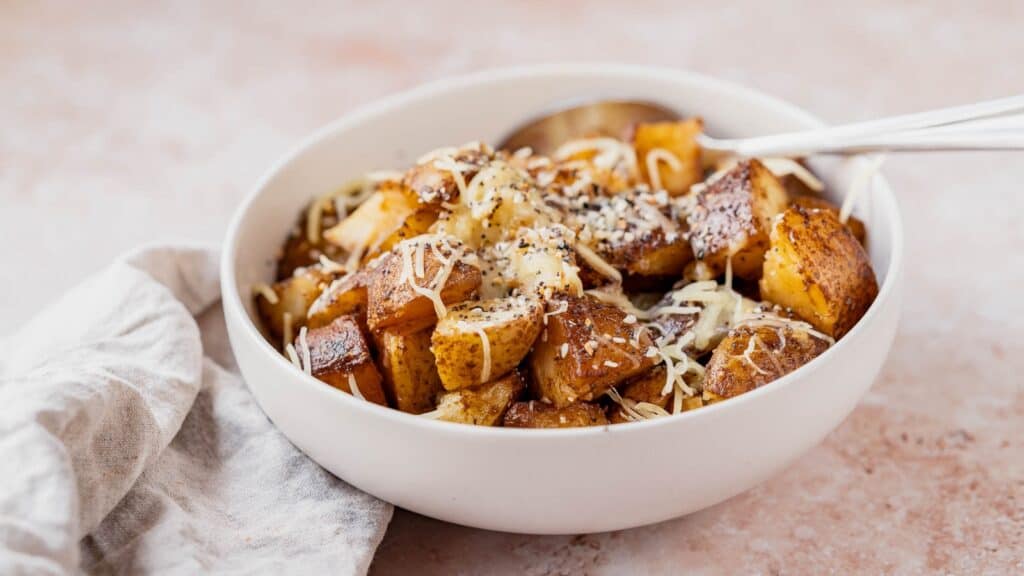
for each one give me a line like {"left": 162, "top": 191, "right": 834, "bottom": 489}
{"left": 256, "top": 267, "right": 331, "bottom": 342}
{"left": 306, "top": 268, "right": 373, "bottom": 330}
{"left": 376, "top": 207, "right": 440, "bottom": 254}
{"left": 435, "top": 370, "right": 526, "bottom": 426}
{"left": 760, "top": 205, "right": 878, "bottom": 338}
{"left": 687, "top": 159, "right": 789, "bottom": 280}
{"left": 529, "top": 295, "right": 660, "bottom": 407}
{"left": 403, "top": 144, "right": 492, "bottom": 205}
{"left": 503, "top": 400, "right": 609, "bottom": 428}
{"left": 367, "top": 237, "right": 482, "bottom": 333}
{"left": 608, "top": 365, "right": 672, "bottom": 424}
{"left": 633, "top": 119, "right": 704, "bottom": 196}
{"left": 431, "top": 296, "right": 544, "bottom": 391}
{"left": 323, "top": 184, "right": 419, "bottom": 257}
{"left": 703, "top": 323, "right": 831, "bottom": 399}
{"left": 305, "top": 315, "right": 387, "bottom": 405}
{"left": 375, "top": 328, "right": 443, "bottom": 414}
{"left": 790, "top": 195, "right": 867, "bottom": 245}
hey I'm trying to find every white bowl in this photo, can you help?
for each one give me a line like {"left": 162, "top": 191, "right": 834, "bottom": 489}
{"left": 222, "top": 64, "right": 904, "bottom": 535}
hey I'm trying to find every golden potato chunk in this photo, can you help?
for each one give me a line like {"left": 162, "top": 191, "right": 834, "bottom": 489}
{"left": 633, "top": 119, "right": 704, "bottom": 196}
{"left": 431, "top": 296, "right": 544, "bottom": 391}
{"left": 703, "top": 323, "right": 831, "bottom": 399}
{"left": 375, "top": 328, "right": 443, "bottom": 414}
{"left": 367, "top": 236, "right": 482, "bottom": 333}
{"left": 323, "top": 184, "right": 420, "bottom": 258}
{"left": 687, "top": 159, "right": 789, "bottom": 280}
{"left": 304, "top": 315, "right": 387, "bottom": 405}
{"left": 529, "top": 295, "right": 660, "bottom": 407}
{"left": 760, "top": 205, "right": 878, "bottom": 338}
{"left": 255, "top": 267, "right": 331, "bottom": 342}
{"left": 608, "top": 365, "right": 672, "bottom": 424}
{"left": 306, "top": 267, "right": 373, "bottom": 330}
{"left": 503, "top": 400, "right": 609, "bottom": 428}
{"left": 435, "top": 370, "right": 526, "bottom": 426}
{"left": 790, "top": 195, "right": 867, "bottom": 245}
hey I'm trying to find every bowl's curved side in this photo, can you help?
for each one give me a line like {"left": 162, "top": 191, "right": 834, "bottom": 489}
{"left": 222, "top": 64, "right": 904, "bottom": 534}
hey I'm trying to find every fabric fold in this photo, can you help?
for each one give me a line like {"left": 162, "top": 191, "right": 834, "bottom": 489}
{"left": 0, "top": 245, "right": 391, "bottom": 576}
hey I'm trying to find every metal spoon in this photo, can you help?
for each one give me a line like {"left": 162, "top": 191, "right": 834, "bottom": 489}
{"left": 496, "top": 96, "right": 1024, "bottom": 157}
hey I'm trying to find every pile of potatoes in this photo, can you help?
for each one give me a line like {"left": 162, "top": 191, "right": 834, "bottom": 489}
{"left": 257, "top": 123, "right": 878, "bottom": 427}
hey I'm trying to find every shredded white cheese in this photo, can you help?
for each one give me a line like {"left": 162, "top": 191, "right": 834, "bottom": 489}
{"left": 475, "top": 327, "right": 492, "bottom": 383}
{"left": 348, "top": 373, "right": 365, "bottom": 400}
{"left": 297, "top": 326, "right": 312, "bottom": 376}
{"left": 253, "top": 283, "right": 279, "bottom": 305}
{"left": 575, "top": 242, "right": 623, "bottom": 283}
{"left": 644, "top": 147, "right": 683, "bottom": 191}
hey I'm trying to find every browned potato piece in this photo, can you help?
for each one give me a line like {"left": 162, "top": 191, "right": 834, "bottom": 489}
{"left": 431, "top": 296, "right": 544, "bottom": 391}
{"left": 760, "top": 205, "right": 878, "bottom": 338}
{"left": 305, "top": 315, "right": 387, "bottom": 405}
{"left": 633, "top": 119, "right": 704, "bottom": 196}
{"left": 608, "top": 365, "right": 672, "bottom": 424}
{"left": 376, "top": 207, "right": 439, "bottom": 254}
{"left": 503, "top": 400, "right": 609, "bottom": 428}
{"left": 367, "top": 237, "right": 482, "bottom": 333}
{"left": 306, "top": 267, "right": 373, "bottom": 330}
{"left": 687, "top": 159, "right": 789, "bottom": 280}
{"left": 323, "top": 184, "right": 419, "bottom": 257}
{"left": 790, "top": 195, "right": 867, "bottom": 245}
{"left": 435, "top": 370, "right": 526, "bottom": 426}
{"left": 703, "top": 323, "right": 831, "bottom": 399}
{"left": 595, "top": 229, "right": 692, "bottom": 278}
{"left": 374, "top": 328, "right": 443, "bottom": 414}
{"left": 256, "top": 267, "right": 331, "bottom": 342}
{"left": 529, "top": 295, "right": 660, "bottom": 407}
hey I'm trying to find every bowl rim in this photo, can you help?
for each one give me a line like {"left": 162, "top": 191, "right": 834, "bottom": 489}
{"left": 221, "top": 62, "right": 904, "bottom": 439}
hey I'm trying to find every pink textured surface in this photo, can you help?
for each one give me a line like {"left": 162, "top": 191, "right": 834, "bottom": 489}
{"left": 2, "top": 1, "right": 1022, "bottom": 573}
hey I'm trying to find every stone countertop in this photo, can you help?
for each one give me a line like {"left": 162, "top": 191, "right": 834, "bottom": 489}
{"left": 3, "top": 1, "right": 1022, "bottom": 573}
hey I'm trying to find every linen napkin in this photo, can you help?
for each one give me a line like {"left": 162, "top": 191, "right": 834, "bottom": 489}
{"left": 0, "top": 245, "right": 392, "bottom": 575}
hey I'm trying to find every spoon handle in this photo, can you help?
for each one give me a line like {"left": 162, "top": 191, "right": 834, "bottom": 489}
{"left": 700, "top": 94, "right": 1024, "bottom": 156}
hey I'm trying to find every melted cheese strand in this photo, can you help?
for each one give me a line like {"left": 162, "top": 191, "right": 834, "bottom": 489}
{"left": 252, "top": 283, "right": 279, "bottom": 305}
{"left": 645, "top": 148, "right": 683, "bottom": 191}
{"left": 475, "top": 327, "right": 492, "bottom": 383}
{"left": 285, "top": 343, "right": 302, "bottom": 369}
{"left": 348, "top": 373, "right": 365, "bottom": 400}
{"left": 297, "top": 326, "right": 312, "bottom": 376}
{"left": 575, "top": 242, "right": 623, "bottom": 283}
{"left": 282, "top": 312, "right": 294, "bottom": 349}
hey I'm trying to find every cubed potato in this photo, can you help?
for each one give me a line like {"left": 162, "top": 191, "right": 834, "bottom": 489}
{"left": 759, "top": 205, "right": 878, "bottom": 338}
{"left": 304, "top": 315, "right": 387, "bottom": 405}
{"left": 633, "top": 119, "right": 704, "bottom": 196}
{"left": 687, "top": 159, "right": 789, "bottom": 280}
{"left": 403, "top": 144, "right": 492, "bottom": 205}
{"left": 431, "top": 296, "right": 544, "bottom": 390}
{"left": 703, "top": 322, "right": 831, "bottom": 399}
{"left": 256, "top": 267, "right": 331, "bottom": 342}
{"left": 367, "top": 236, "right": 482, "bottom": 333}
{"left": 529, "top": 295, "right": 660, "bottom": 407}
{"left": 503, "top": 400, "right": 609, "bottom": 428}
{"left": 790, "top": 195, "right": 867, "bottom": 245}
{"left": 306, "top": 267, "right": 373, "bottom": 330}
{"left": 608, "top": 365, "right": 672, "bottom": 423}
{"left": 375, "top": 327, "right": 443, "bottom": 414}
{"left": 593, "top": 229, "right": 692, "bottom": 279}
{"left": 376, "top": 207, "right": 440, "bottom": 254}
{"left": 323, "top": 183, "right": 420, "bottom": 257}
{"left": 434, "top": 370, "right": 526, "bottom": 426}
{"left": 558, "top": 189, "right": 692, "bottom": 280}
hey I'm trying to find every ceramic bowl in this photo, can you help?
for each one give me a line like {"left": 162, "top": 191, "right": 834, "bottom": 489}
{"left": 222, "top": 64, "right": 903, "bottom": 534}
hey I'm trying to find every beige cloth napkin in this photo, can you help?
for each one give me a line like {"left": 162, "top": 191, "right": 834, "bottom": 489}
{"left": 0, "top": 245, "right": 392, "bottom": 575}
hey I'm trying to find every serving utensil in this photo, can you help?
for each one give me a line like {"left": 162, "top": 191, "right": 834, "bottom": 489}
{"left": 496, "top": 95, "right": 1024, "bottom": 157}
